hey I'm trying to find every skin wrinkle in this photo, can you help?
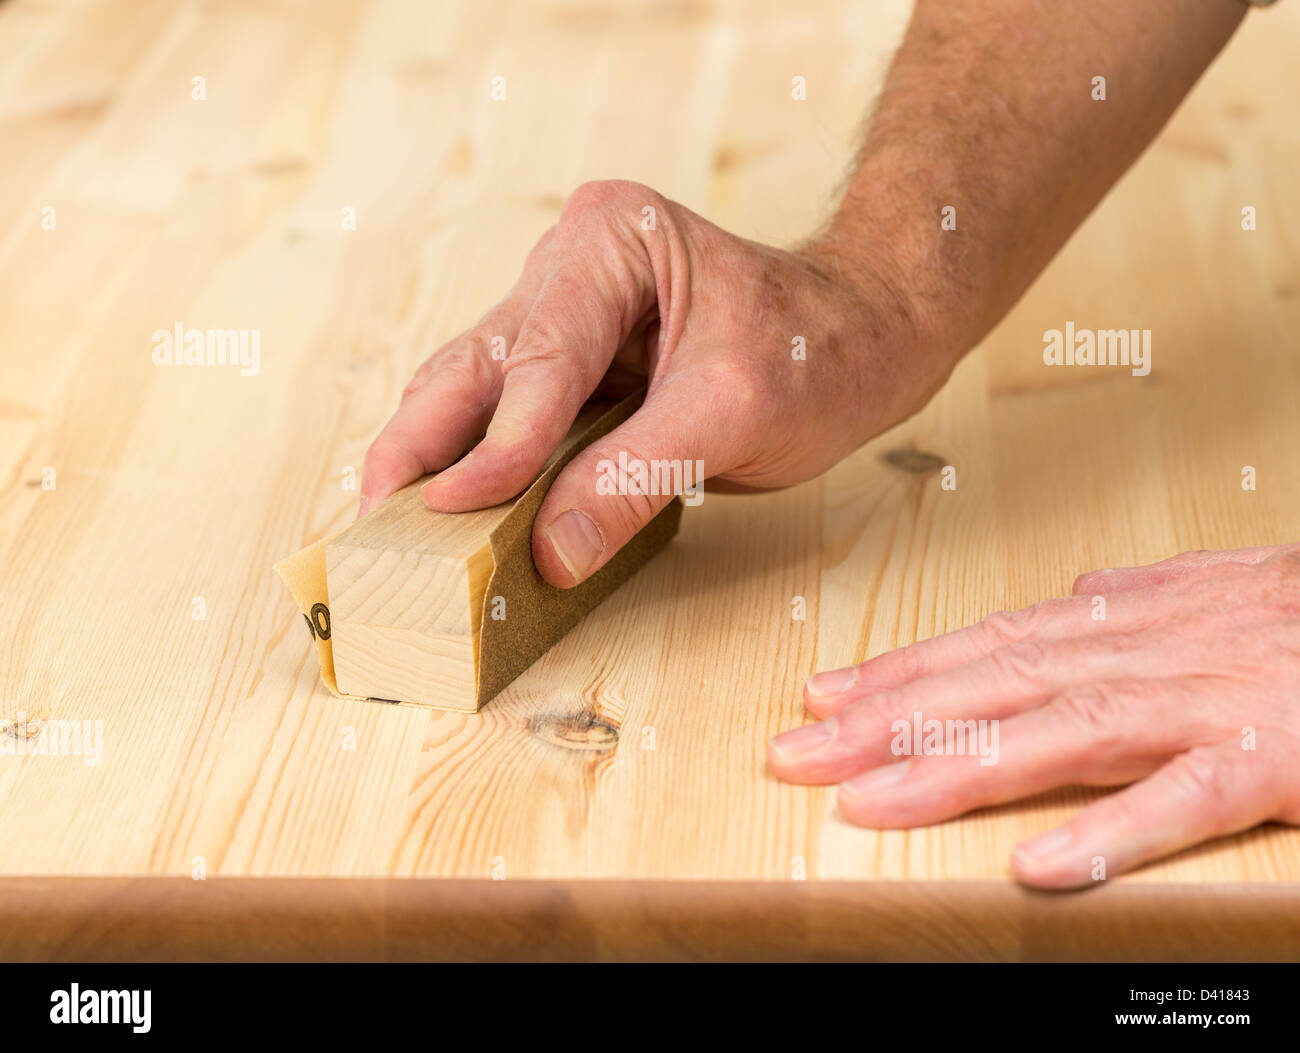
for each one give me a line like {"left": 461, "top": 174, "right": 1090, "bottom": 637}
{"left": 641, "top": 199, "right": 691, "bottom": 380}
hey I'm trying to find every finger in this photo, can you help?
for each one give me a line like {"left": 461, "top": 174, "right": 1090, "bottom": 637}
{"left": 531, "top": 381, "right": 727, "bottom": 587}
{"left": 769, "top": 630, "right": 1197, "bottom": 785}
{"left": 358, "top": 232, "right": 555, "bottom": 512}
{"left": 359, "top": 342, "right": 502, "bottom": 514}
{"left": 1072, "top": 545, "right": 1281, "bottom": 596}
{"left": 834, "top": 679, "right": 1219, "bottom": 829}
{"left": 802, "top": 595, "right": 1163, "bottom": 718}
{"left": 1011, "top": 732, "right": 1299, "bottom": 889}
{"left": 424, "top": 184, "right": 657, "bottom": 512}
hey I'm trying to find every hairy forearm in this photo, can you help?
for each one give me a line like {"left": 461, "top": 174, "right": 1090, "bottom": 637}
{"left": 815, "top": 0, "right": 1246, "bottom": 364}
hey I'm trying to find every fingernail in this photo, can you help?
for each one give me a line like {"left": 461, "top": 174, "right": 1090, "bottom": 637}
{"left": 770, "top": 718, "right": 837, "bottom": 757}
{"left": 356, "top": 495, "right": 370, "bottom": 519}
{"left": 545, "top": 509, "right": 605, "bottom": 581}
{"left": 841, "top": 760, "right": 910, "bottom": 795}
{"left": 1014, "top": 827, "right": 1072, "bottom": 862}
{"left": 806, "top": 665, "right": 859, "bottom": 698}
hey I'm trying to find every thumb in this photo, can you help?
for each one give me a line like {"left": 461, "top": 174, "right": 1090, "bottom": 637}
{"left": 532, "top": 393, "right": 713, "bottom": 587}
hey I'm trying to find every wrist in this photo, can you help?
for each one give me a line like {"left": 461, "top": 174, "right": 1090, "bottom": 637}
{"left": 797, "top": 217, "right": 969, "bottom": 387}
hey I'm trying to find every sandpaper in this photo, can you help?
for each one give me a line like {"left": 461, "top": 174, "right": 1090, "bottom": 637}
{"left": 275, "top": 392, "right": 683, "bottom": 709}
{"left": 274, "top": 532, "right": 357, "bottom": 698}
{"left": 474, "top": 393, "right": 683, "bottom": 705}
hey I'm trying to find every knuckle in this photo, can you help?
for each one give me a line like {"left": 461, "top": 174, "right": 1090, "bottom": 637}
{"left": 982, "top": 607, "right": 1041, "bottom": 647}
{"left": 883, "top": 645, "right": 927, "bottom": 686}
{"left": 563, "top": 180, "right": 613, "bottom": 214}
{"left": 1103, "top": 788, "right": 1147, "bottom": 836}
{"left": 839, "top": 689, "right": 907, "bottom": 751}
{"left": 1070, "top": 571, "right": 1097, "bottom": 595}
{"left": 502, "top": 339, "right": 566, "bottom": 373}
{"left": 562, "top": 179, "right": 649, "bottom": 225}
{"left": 508, "top": 314, "right": 574, "bottom": 367}
{"left": 588, "top": 485, "right": 660, "bottom": 538}
{"left": 611, "top": 488, "right": 661, "bottom": 532}
{"left": 1048, "top": 685, "right": 1125, "bottom": 750}
{"left": 695, "top": 359, "right": 770, "bottom": 415}
{"left": 1164, "top": 748, "right": 1233, "bottom": 829}
{"left": 870, "top": 690, "right": 909, "bottom": 735}
{"left": 585, "top": 440, "right": 665, "bottom": 530}
{"left": 500, "top": 340, "right": 585, "bottom": 404}
{"left": 439, "top": 334, "right": 502, "bottom": 386}
{"left": 987, "top": 639, "right": 1048, "bottom": 684}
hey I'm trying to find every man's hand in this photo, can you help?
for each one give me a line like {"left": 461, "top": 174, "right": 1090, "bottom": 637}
{"left": 359, "top": 0, "right": 1247, "bottom": 591}
{"left": 769, "top": 544, "right": 1300, "bottom": 888}
{"left": 360, "top": 179, "right": 948, "bottom": 587}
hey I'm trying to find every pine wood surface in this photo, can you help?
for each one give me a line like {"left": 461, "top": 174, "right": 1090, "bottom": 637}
{"left": 1, "top": 0, "right": 1298, "bottom": 958}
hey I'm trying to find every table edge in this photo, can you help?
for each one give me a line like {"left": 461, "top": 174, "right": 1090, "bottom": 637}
{"left": 2, "top": 877, "right": 1297, "bottom": 961}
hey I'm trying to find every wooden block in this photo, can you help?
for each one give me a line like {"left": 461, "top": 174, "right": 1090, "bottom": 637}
{"left": 325, "top": 396, "right": 683, "bottom": 711}
{"left": 325, "top": 484, "right": 511, "bottom": 710}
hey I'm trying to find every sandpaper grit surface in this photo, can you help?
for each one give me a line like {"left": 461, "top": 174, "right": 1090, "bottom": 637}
{"left": 475, "top": 395, "right": 684, "bottom": 705}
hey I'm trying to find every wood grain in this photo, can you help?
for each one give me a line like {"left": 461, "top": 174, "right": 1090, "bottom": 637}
{"left": 326, "top": 479, "right": 513, "bottom": 708}
{"left": 1, "top": 0, "right": 1298, "bottom": 959}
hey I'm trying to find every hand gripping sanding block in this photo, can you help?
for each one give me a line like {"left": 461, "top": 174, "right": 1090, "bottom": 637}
{"left": 275, "top": 393, "right": 683, "bottom": 711}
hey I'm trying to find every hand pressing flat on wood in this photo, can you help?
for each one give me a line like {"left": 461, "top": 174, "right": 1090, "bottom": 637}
{"left": 359, "top": 178, "right": 948, "bottom": 588}
{"left": 770, "top": 545, "right": 1300, "bottom": 888}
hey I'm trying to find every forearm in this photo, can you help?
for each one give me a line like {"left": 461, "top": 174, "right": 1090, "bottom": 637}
{"left": 815, "top": 0, "right": 1246, "bottom": 364}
